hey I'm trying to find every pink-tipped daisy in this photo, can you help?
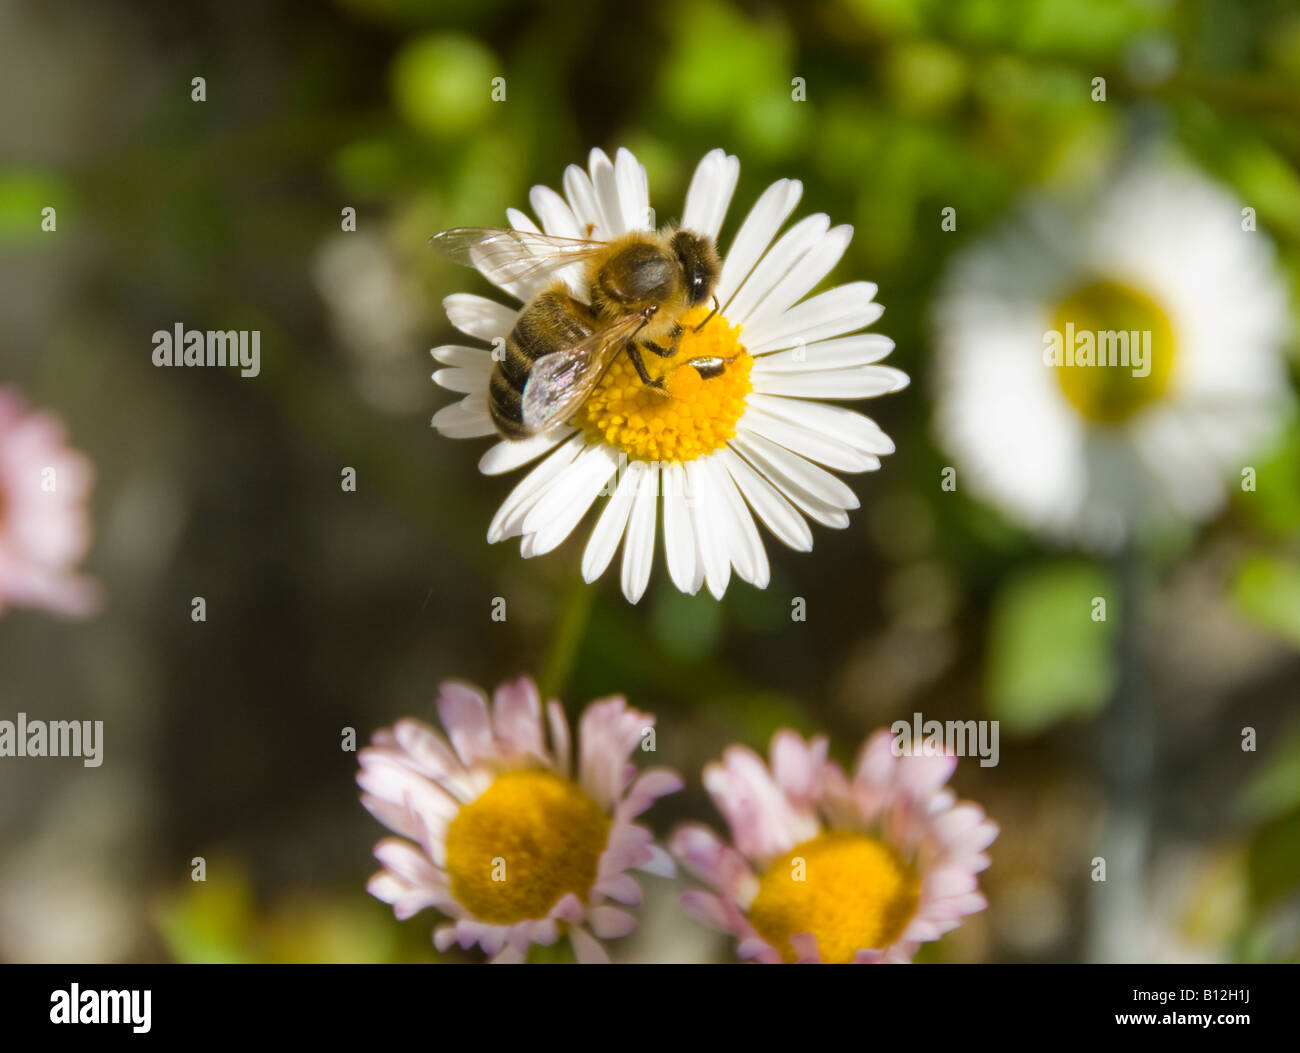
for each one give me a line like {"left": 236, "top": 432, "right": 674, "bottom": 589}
{"left": 0, "top": 387, "right": 100, "bottom": 618}
{"left": 358, "top": 675, "right": 681, "bottom": 963}
{"left": 670, "top": 729, "right": 997, "bottom": 963}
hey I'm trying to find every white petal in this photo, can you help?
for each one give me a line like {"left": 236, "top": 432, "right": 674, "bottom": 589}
{"left": 582, "top": 458, "right": 642, "bottom": 582}
{"left": 741, "top": 403, "right": 882, "bottom": 472}
{"left": 681, "top": 149, "right": 740, "bottom": 239}
{"left": 615, "top": 147, "right": 651, "bottom": 232}
{"left": 528, "top": 185, "right": 587, "bottom": 293}
{"left": 621, "top": 463, "right": 659, "bottom": 603}
{"left": 685, "top": 459, "right": 731, "bottom": 599}
{"left": 486, "top": 434, "right": 585, "bottom": 542}
{"left": 716, "top": 179, "right": 803, "bottom": 306}
{"left": 751, "top": 364, "right": 909, "bottom": 399}
{"left": 725, "top": 213, "right": 830, "bottom": 327}
{"left": 477, "top": 428, "right": 573, "bottom": 475}
{"left": 431, "top": 344, "right": 494, "bottom": 369}
{"left": 701, "top": 454, "right": 769, "bottom": 587}
{"left": 443, "top": 293, "right": 516, "bottom": 343}
{"left": 522, "top": 443, "right": 619, "bottom": 554}
{"left": 743, "top": 282, "right": 882, "bottom": 353}
{"left": 750, "top": 333, "right": 896, "bottom": 369}
{"left": 745, "top": 393, "right": 895, "bottom": 456}
{"left": 432, "top": 396, "right": 495, "bottom": 439}
{"left": 718, "top": 446, "right": 813, "bottom": 551}
{"left": 505, "top": 208, "right": 539, "bottom": 233}
{"left": 731, "top": 431, "right": 859, "bottom": 527}
{"left": 589, "top": 148, "right": 625, "bottom": 239}
{"left": 661, "top": 462, "right": 698, "bottom": 594}
{"left": 563, "top": 163, "right": 603, "bottom": 236}
{"left": 432, "top": 367, "right": 486, "bottom": 394}
{"left": 738, "top": 224, "right": 854, "bottom": 333}
{"left": 529, "top": 184, "right": 582, "bottom": 238}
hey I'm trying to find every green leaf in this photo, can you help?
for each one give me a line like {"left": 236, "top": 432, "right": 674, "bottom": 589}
{"left": 1239, "top": 728, "right": 1300, "bottom": 824}
{"left": 1233, "top": 419, "right": 1300, "bottom": 536}
{"left": 1232, "top": 554, "right": 1300, "bottom": 649}
{"left": 1247, "top": 806, "right": 1300, "bottom": 910}
{"left": 390, "top": 33, "right": 497, "bottom": 138}
{"left": 986, "top": 561, "right": 1117, "bottom": 734}
{"left": 0, "top": 170, "right": 69, "bottom": 244}
{"left": 154, "top": 864, "right": 256, "bottom": 964}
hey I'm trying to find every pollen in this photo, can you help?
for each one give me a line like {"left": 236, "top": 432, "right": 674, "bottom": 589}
{"left": 749, "top": 831, "right": 920, "bottom": 964}
{"left": 572, "top": 306, "right": 752, "bottom": 463}
{"left": 444, "top": 769, "right": 610, "bottom": 926}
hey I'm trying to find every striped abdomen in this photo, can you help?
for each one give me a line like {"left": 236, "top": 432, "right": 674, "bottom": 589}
{"left": 490, "top": 288, "right": 596, "bottom": 439}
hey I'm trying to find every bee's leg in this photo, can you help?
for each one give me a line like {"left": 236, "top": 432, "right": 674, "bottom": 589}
{"left": 624, "top": 307, "right": 669, "bottom": 391}
{"left": 692, "top": 295, "right": 721, "bottom": 332}
{"left": 624, "top": 343, "right": 665, "bottom": 390}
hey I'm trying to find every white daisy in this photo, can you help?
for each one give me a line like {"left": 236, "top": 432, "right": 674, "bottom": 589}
{"left": 933, "top": 157, "right": 1292, "bottom": 551}
{"left": 431, "top": 148, "right": 906, "bottom": 602}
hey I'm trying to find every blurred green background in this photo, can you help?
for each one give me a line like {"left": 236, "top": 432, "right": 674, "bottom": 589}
{"left": 1, "top": 0, "right": 1298, "bottom": 963}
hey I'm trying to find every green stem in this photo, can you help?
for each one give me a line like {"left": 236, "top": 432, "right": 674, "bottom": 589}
{"left": 1089, "top": 545, "right": 1154, "bottom": 962}
{"left": 538, "top": 577, "right": 596, "bottom": 699}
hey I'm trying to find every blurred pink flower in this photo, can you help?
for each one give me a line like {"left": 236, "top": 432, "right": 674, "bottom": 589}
{"left": 358, "top": 675, "right": 681, "bottom": 963}
{"left": 0, "top": 387, "right": 100, "bottom": 618}
{"left": 671, "top": 728, "right": 997, "bottom": 963}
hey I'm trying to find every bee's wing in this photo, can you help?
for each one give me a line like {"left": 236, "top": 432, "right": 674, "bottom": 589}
{"left": 430, "top": 227, "right": 606, "bottom": 289}
{"left": 521, "top": 312, "right": 649, "bottom": 434}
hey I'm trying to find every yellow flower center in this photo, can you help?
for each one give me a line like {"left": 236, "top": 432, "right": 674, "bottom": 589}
{"left": 572, "top": 306, "right": 752, "bottom": 463}
{"left": 444, "top": 769, "right": 610, "bottom": 926}
{"left": 749, "top": 832, "right": 919, "bottom": 964}
{"left": 1050, "top": 279, "right": 1177, "bottom": 425}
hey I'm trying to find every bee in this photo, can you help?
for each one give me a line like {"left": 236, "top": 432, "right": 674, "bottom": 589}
{"left": 431, "top": 225, "right": 728, "bottom": 439}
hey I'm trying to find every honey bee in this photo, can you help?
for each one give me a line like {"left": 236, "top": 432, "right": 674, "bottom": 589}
{"left": 432, "top": 225, "right": 727, "bottom": 439}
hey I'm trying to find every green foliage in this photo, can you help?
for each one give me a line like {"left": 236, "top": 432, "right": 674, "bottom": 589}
{"left": 0, "top": 169, "right": 68, "bottom": 243}
{"left": 1239, "top": 727, "right": 1300, "bottom": 825}
{"left": 391, "top": 33, "right": 498, "bottom": 137}
{"left": 1233, "top": 553, "right": 1300, "bottom": 649}
{"left": 1233, "top": 419, "right": 1300, "bottom": 536}
{"left": 156, "top": 863, "right": 427, "bottom": 964}
{"left": 986, "top": 562, "right": 1118, "bottom": 734}
{"left": 1247, "top": 807, "right": 1300, "bottom": 911}
{"left": 650, "top": 587, "right": 724, "bottom": 664}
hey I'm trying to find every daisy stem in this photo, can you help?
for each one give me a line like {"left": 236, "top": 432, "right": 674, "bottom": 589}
{"left": 538, "top": 576, "right": 595, "bottom": 700}
{"left": 1089, "top": 543, "right": 1155, "bottom": 962}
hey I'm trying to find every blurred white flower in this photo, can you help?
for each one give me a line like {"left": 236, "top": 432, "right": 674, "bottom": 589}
{"left": 933, "top": 159, "right": 1292, "bottom": 551}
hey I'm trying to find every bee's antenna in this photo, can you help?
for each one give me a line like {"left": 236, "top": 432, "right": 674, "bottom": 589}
{"left": 693, "top": 295, "right": 721, "bottom": 332}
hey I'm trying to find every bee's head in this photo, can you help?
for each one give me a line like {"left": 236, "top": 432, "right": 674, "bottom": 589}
{"left": 671, "top": 230, "right": 721, "bottom": 306}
